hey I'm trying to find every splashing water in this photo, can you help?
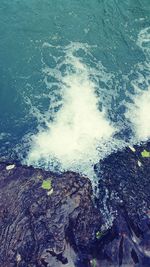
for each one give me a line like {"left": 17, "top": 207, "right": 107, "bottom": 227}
{"left": 24, "top": 25, "right": 150, "bottom": 177}
{"left": 125, "top": 27, "right": 150, "bottom": 142}
{"left": 25, "top": 43, "right": 116, "bottom": 177}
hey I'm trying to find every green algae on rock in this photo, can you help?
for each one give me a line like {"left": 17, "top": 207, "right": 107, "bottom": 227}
{"left": 41, "top": 179, "right": 52, "bottom": 190}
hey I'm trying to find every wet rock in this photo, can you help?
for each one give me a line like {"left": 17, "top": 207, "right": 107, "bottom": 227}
{"left": 0, "top": 142, "right": 150, "bottom": 267}
{"left": 93, "top": 142, "right": 150, "bottom": 267}
{"left": 0, "top": 162, "right": 101, "bottom": 267}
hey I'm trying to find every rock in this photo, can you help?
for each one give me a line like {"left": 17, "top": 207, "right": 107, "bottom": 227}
{"left": 0, "top": 142, "right": 150, "bottom": 267}
{"left": 93, "top": 142, "right": 150, "bottom": 267}
{"left": 0, "top": 162, "right": 101, "bottom": 267}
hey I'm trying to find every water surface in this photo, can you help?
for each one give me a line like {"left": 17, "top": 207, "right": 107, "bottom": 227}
{"left": 0, "top": 0, "right": 150, "bottom": 177}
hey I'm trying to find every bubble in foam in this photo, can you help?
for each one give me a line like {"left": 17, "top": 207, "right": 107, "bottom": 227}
{"left": 25, "top": 43, "right": 116, "bottom": 177}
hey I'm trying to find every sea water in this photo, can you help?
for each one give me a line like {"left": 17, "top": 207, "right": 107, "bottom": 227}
{"left": 0, "top": 0, "right": 150, "bottom": 179}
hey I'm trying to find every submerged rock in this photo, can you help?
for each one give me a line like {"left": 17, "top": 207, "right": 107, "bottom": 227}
{"left": 0, "top": 162, "right": 101, "bottom": 267}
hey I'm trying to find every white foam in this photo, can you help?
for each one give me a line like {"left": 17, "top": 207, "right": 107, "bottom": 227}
{"left": 24, "top": 26, "right": 150, "bottom": 179}
{"left": 125, "top": 27, "right": 150, "bottom": 142}
{"left": 126, "top": 88, "right": 150, "bottom": 141}
{"left": 25, "top": 43, "right": 116, "bottom": 177}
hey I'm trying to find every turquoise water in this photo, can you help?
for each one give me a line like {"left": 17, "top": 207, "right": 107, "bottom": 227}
{"left": 0, "top": 0, "right": 150, "bottom": 175}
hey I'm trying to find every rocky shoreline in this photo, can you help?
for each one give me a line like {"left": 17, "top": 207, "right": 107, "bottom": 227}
{"left": 0, "top": 142, "right": 150, "bottom": 267}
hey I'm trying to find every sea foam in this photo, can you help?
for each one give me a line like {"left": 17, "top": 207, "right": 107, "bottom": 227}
{"left": 24, "top": 27, "right": 150, "bottom": 178}
{"left": 125, "top": 27, "right": 150, "bottom": 142}
{"left": 25, "top": 43, "right": 116, "bottom": 177}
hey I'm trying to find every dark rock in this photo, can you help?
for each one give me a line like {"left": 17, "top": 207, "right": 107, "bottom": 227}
{"left": 0, "top": 162, "right": 101, "bottom": 267}
{"left": 0, "top": 142, "right": 150, "bottom": 267}
{"left": 94, "top": 142, "right": 150, "bottom": 267}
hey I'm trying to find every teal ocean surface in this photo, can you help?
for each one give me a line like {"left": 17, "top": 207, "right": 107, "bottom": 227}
{"left": 0, "top": 0, "right": 150, "bottom": 177}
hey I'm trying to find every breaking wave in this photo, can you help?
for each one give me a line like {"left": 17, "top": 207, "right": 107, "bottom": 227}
{"left": 24, "top": 43, "right": 119, "bottom": 177}
{"left": 23, "top": 26, "right": 150, "bottom": 179}
{"left": 125, "top": 27, "right": 150, "bottom": 142}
